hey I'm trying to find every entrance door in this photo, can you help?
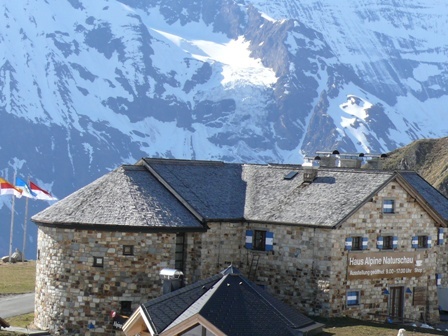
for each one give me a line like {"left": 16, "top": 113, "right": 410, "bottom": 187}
{"left": 389, "top": 286, "right": 404, "bottom": 320}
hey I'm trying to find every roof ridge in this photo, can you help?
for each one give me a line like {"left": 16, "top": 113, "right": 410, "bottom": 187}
{"left": 143, "top": 158, "right": 228, "bottom": 166}
{"left": 163, "top": 274, "right": 230, "bottom": 332}
{"left": 144, "top": 274, "right": 222, "bottom": 307}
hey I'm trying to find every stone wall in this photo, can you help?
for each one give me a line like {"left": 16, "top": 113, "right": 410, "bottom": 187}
{"left": 193, "top": 180, "right": 447, "bottom": 322}
{"left": 331, "top": 180, "right": 444, "bottom": 323}
{"left": 35, "top": 226, "right": 178, "bottom": 335}
{"left": 196, "top": 221, "right": 332, "bottom": 316}
{"left": 35, "top": 180, "right": 448, "bottom": 333}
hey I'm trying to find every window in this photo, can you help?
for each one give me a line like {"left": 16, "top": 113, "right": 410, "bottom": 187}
{"left": 245, "top": 230, "right": 274, "bottom": 251}
{"left": 382, "top": 199, "right": 395, "bottom": 213}
{"left": 347, "top": 291, "right": 360, "bottom": 306}
{"left": 123, "top": 245, "right": 134, "bottom": 256}
{"left": 93, "top": 256, "right": 104, "bottom": 267}
{"left": 345, "top": 236, "right": 368, "bottom": 251}
{"left": 352, "top": 237, "right": 362, "bottom": 250}
{"left": 120, "top": 301, "right": 133, "bottom": 316}
{"left": 418, "top": 236, "right": 428, "bottom": 248}
{"left": 439, "top": 228, "right": 444, "bottom": 245}
{"left": 377, "top": 235, "right": 397, "bottom": 250}
{"left": 412, "top": 235, "right": 432, "bottom": 249}
{"left": 384, "top": 236, "right": 394, "bottom": 249}
{"left": 253, "top": 230, "right": 266, "bottom": 251}
{"left": 179, "top": 324, "right": 216, "bottom": 336}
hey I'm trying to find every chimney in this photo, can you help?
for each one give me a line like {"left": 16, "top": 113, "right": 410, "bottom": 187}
{"left": 339, "top": 153, "right": 364, "bottom": 168}
{"left": 362, "top": 153, "right": 388, "bottom": 170}
{"left": 302, "top": 156, "right": 320, "bottom": 183}
{"left": 316, "top": 150, "right": 339, "bottom": 167}
{"left": 331, "top": 150, "right": 341, "bottom": 167}
{"left": 160, "top": 268, "right": 184, "bottom": 294}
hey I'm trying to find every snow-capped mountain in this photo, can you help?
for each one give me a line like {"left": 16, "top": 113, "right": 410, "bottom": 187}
{"left": 1, "top": 0, "right": 447, "bottom": 258}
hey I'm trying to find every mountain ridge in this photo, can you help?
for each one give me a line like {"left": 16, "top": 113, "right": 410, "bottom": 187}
{"left": 1, "top": 0, "right": 447, "bottom": 257}
{"left": 384, "top": 137, "right": 448, "bottom": 197}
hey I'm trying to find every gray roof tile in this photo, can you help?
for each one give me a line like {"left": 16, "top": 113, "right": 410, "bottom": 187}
{"left": 399, "top": 171, "right": 448, "bottom": 221}
{"left": 32, "top": 159, "right": 448, "bottom": 230}
{"left": 142, "top": 269, "right": 321, "bottom": 336}
{"left": 144, "top": 159, "right": 246, "bottom": 220}
{"left": 243, "top": 165, "right": 394, "bottom": 226}
{"left": 31, "top": 165, "right": 203, "bottom": 229}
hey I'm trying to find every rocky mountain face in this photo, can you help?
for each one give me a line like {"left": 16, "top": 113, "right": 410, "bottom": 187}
{"left": 1, "top": 0, "right": 447, "bottom": 257}
{"left": 384, "top": 137, "right": 448, "bottom": 197}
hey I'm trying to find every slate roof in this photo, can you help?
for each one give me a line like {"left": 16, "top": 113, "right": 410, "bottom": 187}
{"left": 399, "top": 171, "right": 448, "bottom": 221}
{"left": 143, "top": 159, "right": 396, "bottom": 226}
{"left": 140, "top": 267, "right": 322, "bottom": 336}
{"left": 32, "top": 158, "right": 448, "bottom": 230}
{"left": 142, "top": 158, "right": 246, "bottom": 221}
{"left": 242, "top": 165, "right": 394, "bottom": 226}
{"left": 31, "top": 165, "right": 203, "bottom": 231}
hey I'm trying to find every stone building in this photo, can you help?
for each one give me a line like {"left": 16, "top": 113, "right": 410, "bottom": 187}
{"left": 31, "top": 153, "right": 448, "bottom": 335}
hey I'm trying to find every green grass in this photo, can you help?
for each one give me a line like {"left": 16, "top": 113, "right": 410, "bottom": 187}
{"left": 0, "top": 261, "right": 36, "bottom": 335}
{"left": 4, "top": 313, "right": 34, "bottom": 328}
{"left": 317, "top": 317, "right": 448, "bottom": 336}
{"left": 0, "top": 261, "right": 36, "bottom": 294}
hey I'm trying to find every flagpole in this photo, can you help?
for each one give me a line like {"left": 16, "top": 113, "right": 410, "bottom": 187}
{"left": 8, "top": 171, "right": 16, "bottom": 263}
{"left": 22, "top": 192, "right": 29, "bottom": 262}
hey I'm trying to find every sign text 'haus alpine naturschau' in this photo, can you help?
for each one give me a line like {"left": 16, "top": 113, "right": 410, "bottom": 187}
{"left": 347, "top": 251, "right": 425, "bottom": 280}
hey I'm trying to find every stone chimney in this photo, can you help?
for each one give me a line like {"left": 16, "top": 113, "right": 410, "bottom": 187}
{"left": 302, "top": 156, "right": 320, "bottom": 183}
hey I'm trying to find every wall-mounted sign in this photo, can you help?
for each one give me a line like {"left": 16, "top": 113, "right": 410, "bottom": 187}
{"left": 347, "top": 251, "right": 425, "bottom": 280}
{"left": 111, "top": 311, "right": 129, "bottom": 330}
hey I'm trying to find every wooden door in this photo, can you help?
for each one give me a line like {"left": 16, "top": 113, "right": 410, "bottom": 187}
{"left": 389, "top": 286, "right": 404, "bottom": 320}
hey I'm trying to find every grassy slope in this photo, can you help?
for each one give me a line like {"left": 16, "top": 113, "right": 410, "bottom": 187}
{"left": 0, "top": 261, "right": 36, "bottom": 294}
{"left": 383, "top": 137, "right": 448, "bottom": 197}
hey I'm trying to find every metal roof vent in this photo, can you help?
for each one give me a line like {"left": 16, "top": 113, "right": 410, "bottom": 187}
{"left": 160, "top": 268, "right": 184, "bottom": 294}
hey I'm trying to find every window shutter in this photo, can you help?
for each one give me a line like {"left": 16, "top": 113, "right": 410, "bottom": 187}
{"left": 362, "top": 237, "right": 368, "bottom": 250}
{"left": 376, "top": 236, "right": 383, "bottom": 250}
{"left": 438, "top": 229, "right": 444, "bottom": 245}
{"left": 437, "top": 273, "right": 442, "bottom": 286}
{"left": 345, "top": 237, "right": 353, "bottom": 251}
{"left": 411, "top": 236, "right": 418, "bottom": 249}
{"left": 265, "top": 231, "right": 274, "bottom": 251}
{"left": 427, "top": 236, "right": 432, "bottom": 248}
{"left": 347, "top": 291, "right": 358, "bottom": 305}
{"left": 383, "top": 200, "right": 394, "bottom": 213}
{"left": 392, "top": 236, "right": 398, "bottom": 249}
{"left": 245, "top": 230, "right": 253, "bottom": 249}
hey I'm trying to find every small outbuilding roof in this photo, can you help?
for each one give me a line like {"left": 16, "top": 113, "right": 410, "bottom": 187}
{"left": 123, "top": 266, "right": 323, "bottom": 336}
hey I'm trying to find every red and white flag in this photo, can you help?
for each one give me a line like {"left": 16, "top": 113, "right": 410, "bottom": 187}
{"left": 30, "top": 181, "right": 58, "bottom": 201}
{"left": 0, "top": 178, "right": 22, "bottom": 198}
